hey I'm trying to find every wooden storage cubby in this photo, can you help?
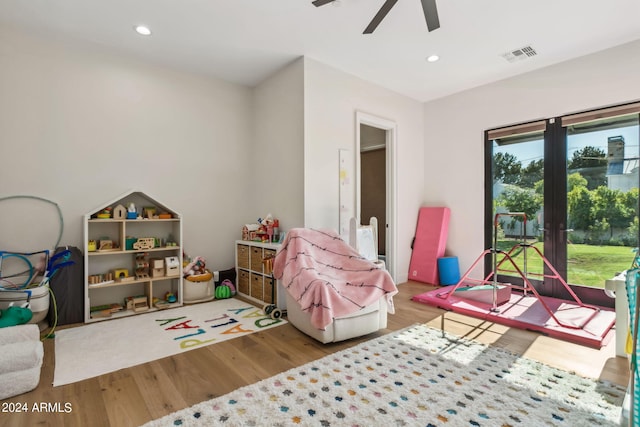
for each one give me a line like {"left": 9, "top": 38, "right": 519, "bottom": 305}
{"left": 83, "top": 190, "right": 183, "bottom": 323}
{"left": 250, "top": 273, "right": 264, "bottom": 301}
{"left": 235, "top": 240, "right": 280, "bottom": 307}
{"left": 237, "top": 269, "right": 250, "bottom": 295}
{"left": 237, "top": 244, "right": 249, "bottom": 269}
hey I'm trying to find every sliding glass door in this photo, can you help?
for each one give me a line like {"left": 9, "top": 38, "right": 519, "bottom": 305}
{"left": 486, "top": 103, "right": 640, "bottom": 306}
{"left": 563, "top": 113, "right": 639, "bottom": 297}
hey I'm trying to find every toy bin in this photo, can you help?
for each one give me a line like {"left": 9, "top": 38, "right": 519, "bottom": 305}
{"left": 183, "top": 271, "right": 214, "bottom": 304}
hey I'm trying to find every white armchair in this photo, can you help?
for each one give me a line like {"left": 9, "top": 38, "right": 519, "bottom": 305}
{"left": 279, "top": 224, "right": 394, "bottom": 344}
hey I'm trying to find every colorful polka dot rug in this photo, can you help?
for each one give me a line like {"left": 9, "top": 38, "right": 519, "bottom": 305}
{"left": 143, "top": 323, "right": 626, "bottom": 426}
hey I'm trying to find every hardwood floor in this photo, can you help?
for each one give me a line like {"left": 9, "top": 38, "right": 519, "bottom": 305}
{"left": 1, "top": 281, "right": 630, "bottom": 427}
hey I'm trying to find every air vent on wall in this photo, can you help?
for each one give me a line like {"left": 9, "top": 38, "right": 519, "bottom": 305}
{"left": 502, "top": 45, "right": 537, "bottom": 63}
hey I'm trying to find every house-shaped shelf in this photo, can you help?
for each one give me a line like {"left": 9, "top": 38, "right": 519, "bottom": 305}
{"left": 85, "top": 190, "right": 182, "bottom": 222}
{"left": 83, "top": 190, "right": 184, "bottom": 322}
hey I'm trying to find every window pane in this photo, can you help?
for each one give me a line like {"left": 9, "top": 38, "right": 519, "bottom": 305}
{"left": 492, "top": 131, "right": 545, "bottom": 280}
{"left": 566, "top": 114, "right": 639, "bottom": 287}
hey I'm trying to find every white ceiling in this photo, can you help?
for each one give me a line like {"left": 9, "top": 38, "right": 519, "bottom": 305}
{"left": 1, "top": 0, "right": 639, "bottom": 103}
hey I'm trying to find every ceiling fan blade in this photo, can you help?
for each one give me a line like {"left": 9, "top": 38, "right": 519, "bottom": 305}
{"left": 363, "top": 0, "right": 399, "bottom": 34}
{"left": 420, "top": 0, "right": 440, "bottom": 32}
{"left": 312, "top": 0, "right": 336, "bottom": 6}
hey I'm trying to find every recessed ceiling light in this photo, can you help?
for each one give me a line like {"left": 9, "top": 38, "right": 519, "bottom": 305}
{"left": 134, "top": 25, "right": 152, "bottom": 36}
{"left": 426, "top": 55, "right": 440, "bottom": 63}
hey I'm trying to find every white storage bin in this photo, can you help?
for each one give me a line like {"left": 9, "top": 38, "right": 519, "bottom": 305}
{"left": 183, "top": 276, "right": 214, "bottom": 304}
{"left": 0, "top": 285, "right": 50, "bottom": 329}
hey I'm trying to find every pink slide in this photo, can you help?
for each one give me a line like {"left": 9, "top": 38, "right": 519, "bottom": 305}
{"left": 408, "top": 207, "right": 450, "bottom": 284}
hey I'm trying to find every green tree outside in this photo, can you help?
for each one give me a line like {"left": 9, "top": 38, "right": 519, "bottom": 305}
{"left": 567, "top": 146, "right": 608, "bottom": 190}
{"left": 493, "top": 146, "right": 639, "bottom": 287}
{"left": 519, "top": 159, "right": 544, "bottom": 188}
{"left": 493, "top": 152, "right": 522, "bottom": 185}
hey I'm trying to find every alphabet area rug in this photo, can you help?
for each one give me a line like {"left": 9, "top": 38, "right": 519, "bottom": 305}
{"left": 53, "top": 298, "right": 285, "bottom": 386}
{"left": 143, "top": 323, "right": 626, "bottom": 427}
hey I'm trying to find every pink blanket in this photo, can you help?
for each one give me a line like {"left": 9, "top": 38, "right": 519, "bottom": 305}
{"left": 273, "top": 228, "right": 397, "bottom": 330}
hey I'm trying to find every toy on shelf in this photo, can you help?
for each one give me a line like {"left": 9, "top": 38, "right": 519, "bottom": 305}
{"left": 259, "top": 214, "right": 277, "bottom": 242}
{"left": 88, "top": 240, "right": 97, "bottom": 252}
{"left": 165, "top": 292, "right": 177, "bottom": 303}
{"left": 242, "top": 213, "right": 280, "bottom": 242}
{"left": 98, "top": 239, "right": 114, "bottom": 250}
{"left": 133, "top": 237, "right": 155, "bottom": 250}
{"left": 135, "top": 253, "right": 150, "bottom": 279}
{"left": 96, "top": 207, "right": 112, "bottom": 219}
{"left": 125, "top": 236, "right": 137, "bottom": 250}
{"left": 165, "top": 257, "right": 180, "bottom": 276}
{"left": 273, "top": 219, "right": 280, "bottom": 241}
{"left": 263, "top": 253, "right": 275, "bottom": 275}
{"left": 150, "top": 258, "right": 165, "bottom": 278}
{"left": 124, "top": 295, "right": 146, "bottom": 310}
{"left": 132, "top": 296, "right": 149, "bottom": 312}
{"left": 153, "top": 297, "right": 170, "bottom": 309}
{"left": 90, "top": 303, "right": 123, "bottom": 318}
{"left": 122, "top": 295, "right": 148, "bottom": 312}
{"left": 242, "top": 224, "right": 260, "bottom": 241}
{"left": 114, "top": 268, "right": 128, "bottom": 279}
{"left": 88, "top": 272, "right": 114, "bottom": 285}
{"left": 143, "top": 206, "right": 156, "bottom": 219}
{"left": 113, "top": 268, "right": 134, "bottom": 282}
{"left": 113, "top": 204, "right": 127, "bottom": 219}
{"left": 127, "top": 202, "right": 138, "bottom": 219}
{"left": 166, "top": 234, "right": 178, "bottom": 247}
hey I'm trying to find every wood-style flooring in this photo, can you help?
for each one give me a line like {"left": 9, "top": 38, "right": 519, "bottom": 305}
{"left": 1, "top": 281, "right": 630, "bottom": 427}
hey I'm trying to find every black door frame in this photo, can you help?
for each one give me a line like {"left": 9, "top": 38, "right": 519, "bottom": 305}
{"left": 484, "top": 103, "right": 640, "bottom": 309}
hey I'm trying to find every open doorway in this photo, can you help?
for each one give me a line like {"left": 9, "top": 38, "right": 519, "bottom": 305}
{"left": 360, "top": 125, "right": 387, "bottom": 260}
{"left": 356, "top": 112, "right": 397, "bottom": 280}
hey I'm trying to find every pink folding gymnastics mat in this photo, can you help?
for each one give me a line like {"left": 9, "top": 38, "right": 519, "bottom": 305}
{"left": 408, "top": 207, "right": 450, "bottom": 284}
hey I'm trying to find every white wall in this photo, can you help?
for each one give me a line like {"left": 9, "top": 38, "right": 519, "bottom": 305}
{"left": 251, "top": 58, "right": 305, "bottom": 231}
{"left": 10, "top": 22, "right": 636, "bottom": 286}
{"left": 423, "top": 39, "right": 640, "bottom": 275}
{"left": 0, "top": 25, "right": 253, "bottom": 271}
{"left": 303, "top": 58, "right": 425, "bottom": 282}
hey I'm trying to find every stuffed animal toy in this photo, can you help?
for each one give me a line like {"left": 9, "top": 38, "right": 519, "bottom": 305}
{"left": 0, "top": 304, "right": 33, "bottom": 328}
{"left": 183, "top": 256, "right": 207, "bottom": 277}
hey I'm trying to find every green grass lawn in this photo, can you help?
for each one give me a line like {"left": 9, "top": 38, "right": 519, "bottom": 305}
{"left": 495, "top": 240, "right": 635, "bottom": 288}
